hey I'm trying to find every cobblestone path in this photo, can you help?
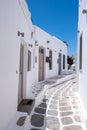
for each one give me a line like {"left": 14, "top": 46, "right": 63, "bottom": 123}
{"left": 29, "top": 79, "right": 86, "bottom": 130}
{"left": 15, "top": 76, "right": 86, "bottom": 130}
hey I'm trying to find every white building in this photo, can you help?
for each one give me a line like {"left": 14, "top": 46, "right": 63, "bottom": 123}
{"left": 27, "top": 26, "right": 67, "bottom": 98}
{"left": 78, "top": 0, "right": 87, "bottom": 118}
{"left": 0, "top": 0, "right": 67, "bottom": 129}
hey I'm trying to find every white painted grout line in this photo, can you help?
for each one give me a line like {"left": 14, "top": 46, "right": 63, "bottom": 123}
{"left": 46, "top": 80, "right": 73, "bottom": 130}
{"left": 46, "top": 79, "right": 86, "bottom": 130}
{"left": 27, "top": 77, "right": 86, "bottom": 130}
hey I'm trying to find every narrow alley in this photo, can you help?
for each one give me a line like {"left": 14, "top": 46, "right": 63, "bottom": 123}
{"left": 0, "top": 0, "right": 87, "bottom": 130}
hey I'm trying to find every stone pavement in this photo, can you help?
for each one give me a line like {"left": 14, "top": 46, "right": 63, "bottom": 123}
{"left": 8, "top": 75, "right": 86, "bottom": 130}
{"left": 46, "top": 80, "right": 86, "bottom": 130}
{"left": 31, "top": 75, "right": 64, "bottom": 99}
{"left": 31, "top": 74, "right": 75, "bottom": 99}
{"left": 29, "top": 78, "right": 86, "bottom": 130}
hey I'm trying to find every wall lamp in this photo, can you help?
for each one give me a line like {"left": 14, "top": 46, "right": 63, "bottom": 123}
{"left": 35, "top": 40, "right": 38, "bottom": 43}
{"left": 35, "top": 40, "right": 38, "bottom": 46}
{"left": 82, "top": 9, "right": 87, "bottom": 14}
{"left": 47, "top": 47, "right": 49, "bottom": 50}
{"left": 28, "top": 44, "right": 33, "bottom": 47}
{"left": 35, "top": 43, "right": 38, "bottom": 46}
{"left": 18, "top": 31, "right": 24, "bottom": 37}
{"left": 47, "top": 40, "right": 50, "bottom": 43}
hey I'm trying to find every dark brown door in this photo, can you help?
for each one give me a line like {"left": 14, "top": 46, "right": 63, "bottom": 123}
{"left": 39, "top": 47, "right": 44, "bottom": 81}
{"left": 59, "top": 53, "right": 61, "bottom": 75}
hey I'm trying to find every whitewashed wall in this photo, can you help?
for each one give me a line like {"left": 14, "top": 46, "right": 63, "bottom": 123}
{"left": 0, "top": 0, "right": 67, "bottom": 129}
{"left": 78, "top": 0, "right": 87, "bottom": 116}
{"left": 27, "top": 26, "right": 67, "bottom": 98}
{"left": 0, "top": 0, "right": 34, "bottom": 129}
{"left": 34, "top": 26, "right": 67, "bottom": 79}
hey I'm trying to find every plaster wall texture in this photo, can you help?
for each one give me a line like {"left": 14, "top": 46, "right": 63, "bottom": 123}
{"left": 78, "top": 0, "right": 87, "bottom": 117}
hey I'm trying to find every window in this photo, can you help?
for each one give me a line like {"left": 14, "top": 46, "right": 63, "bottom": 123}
{"left": 79, "top": 33, "right": 82, "bottom": 70}
{"left": 27, "top": 50, "right": 31, "bottom": 71}
{"left": 63, "top": 54, "right": 65, "bottom": 69}
{"left": 49, "top": 50, "right": 52, "bottom": 70}
{"left": 31, "top": 32, "right": 33, "bottom": 39}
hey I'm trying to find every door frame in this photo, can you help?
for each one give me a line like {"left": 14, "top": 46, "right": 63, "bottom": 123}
{"left": 18, "top": 39, "right": 27, "bottom": 104}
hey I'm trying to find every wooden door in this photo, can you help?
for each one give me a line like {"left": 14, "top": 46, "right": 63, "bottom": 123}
{"left": 18, "top": 44, "right": 24, "bottom": 103}
{"left": 59, "top": 53, "right": 61, "bottom": 75}
{"left": 39, "top": 47, "right": 44, "bottom": 81}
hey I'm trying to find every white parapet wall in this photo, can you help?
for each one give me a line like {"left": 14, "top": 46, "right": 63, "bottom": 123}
{"left": 78, "top": 0, "right": 87, "bottom": 118}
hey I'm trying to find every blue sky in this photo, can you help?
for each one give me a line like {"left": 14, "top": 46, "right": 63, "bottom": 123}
{"left": 26, "top": 0, "right": 78, "bottom": 55}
